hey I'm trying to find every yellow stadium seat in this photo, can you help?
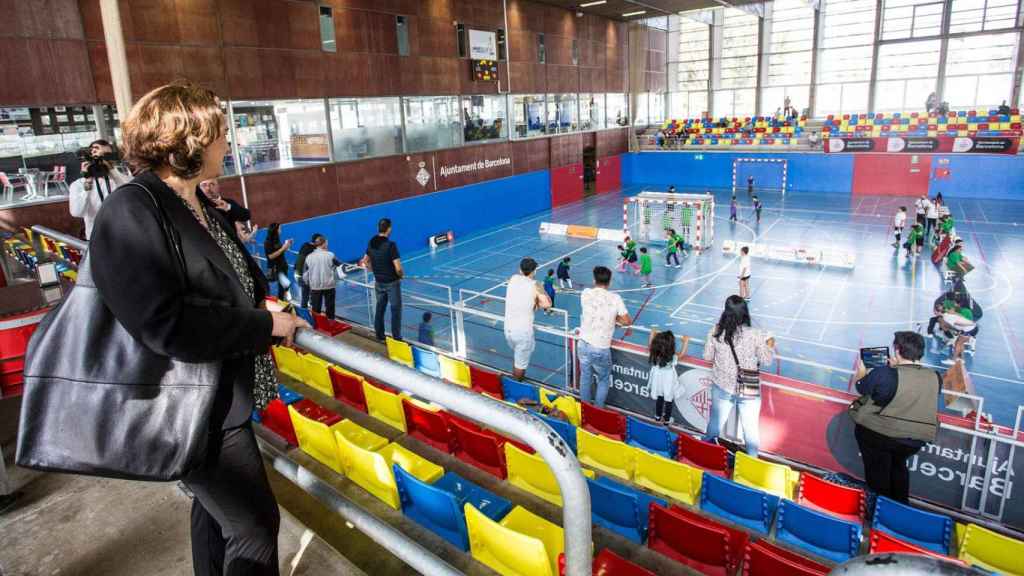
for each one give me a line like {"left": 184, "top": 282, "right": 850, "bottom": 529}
{"left": 958, "top": 523, "right": 1024, "bottom": 575}
{"left": 505, "top": 443, "right": 594, "bottom": 506}
{"left": 334, "top": 419, "right": 388, "bottom": 452}
{"left": 438, "top": 355, "right": 471, "bottom": 387}
{"left": 633, "top": 449, "right": 703, "bottom": 506}
{"left": 732, "top": 451, "right": 800, "bottom": 500}
{"left": 335, "top": 435, "right": 443, "bottom": 509}
{"left": 465, "top": 504, "right": 560, "bottom": 576}
{"left": 500, "top": 506, "right": 565, "bottom": 576}
{"left": 273, "top": 345, "right": 305, "bottom": 382}
{"left": 576, "top": 429, "right": 637, "bottom": 481}
{"left": 363, "top": 381, "right": 407, "bottom": 431}
{"left": 300, "top": 354, "right": 334, "bottom": 396}
{"left": 538, "top": 389, "right": 580, "bottom": 425}
{"left": 288, "top": 405, "right": 346, "bottom": 474}
{"left": 386, "top": 336, "right": 414, "bottom": 367}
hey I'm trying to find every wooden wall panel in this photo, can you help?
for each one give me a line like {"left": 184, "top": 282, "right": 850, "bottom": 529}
{"left": 88, "top": 41, "right": 114, "bottom": 103}
{"left": 243, "top": 164, "right": 341, "bottom": 227}
{"left": 0, "top": 201, "right": 79, "bottom": 236}
{"left": 549, "top": 133, "right": 582, "bottom": 168}
{"left": 332, "top": 8, "right": 369, "bottom": 52}
{"left": 510, "top": 138, "right": 549, "bottom": 175}
{"left": 224, "top": 47, "right": 264, "bottom": 100}
{"left": 78, "top": 0, "right": 104, "bottom": 40}
{"left": 220, "top": 0, "right": 260, "bottom": 46}
{"left": 367, "top": 10, "right": 399, "bottom": 54}
{"left": 596, "top": 128, "right": 628, "bottom": 158}
{"left": 175, "top": 0, "right": 220, "bottom": 46}
{"left": 433, "top": 142, "right": 514, "bottom": 190}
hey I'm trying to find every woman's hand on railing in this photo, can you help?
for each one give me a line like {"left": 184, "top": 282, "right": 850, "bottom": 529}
{"left": 271, "top": 312, "right": 310, "bottom": 346}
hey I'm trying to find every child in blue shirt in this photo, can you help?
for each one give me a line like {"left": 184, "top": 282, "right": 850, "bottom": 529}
{"left": 418, "top": 312, "right": 434, "bottom": 346}
{"left": 543, "top": 269, "right": 556, "bottom": 315}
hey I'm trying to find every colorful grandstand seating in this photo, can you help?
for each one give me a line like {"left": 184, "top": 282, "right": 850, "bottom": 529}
{"left": 272, "top": 345, "right": 305, "bottom": 381}
{"left": 386, "top": 336, "right": 414, "bottom": 368}
{"left": 362, "top": 380, "right": 407, "bottom": 432}
{"left": 539, "top": 388, "right": 582, "bottom": 426}
{"left": 300, "top": 354, "right": 335, "bottom": 396}
{"left": 505, "top": 442, "right": 595, "bottom": 506}
{"left": 775, "top": 500, "right": 862, "bottom": 563}
{"left": 576, "top": 428, "right": 638, "bottom": 481}
{"left": 626, "top": 417, "right": 678, "bottom": 458}
{"left": 469, "top": 364, "right": 504, "bottom": 398}
{"left": 869, "top": 529, "right": 960, "bottom": 561}
{"left": 401, "top": 397, "right": 455, "bottom": 452}
{"left": 393, "top": 466, "right": 512, "bottom": 551}
{"left": 449, "top": 416, "right": 508, "bottom": 478}
{"left": 328, "top": 366, "right": 367, "bottom": 412}
{"left": 312, "top": 312, "right": 350, "bottom": 336}
{"left": 633, "top": 449, "right": 703, "bottom": 506}
{"left": 732, "top": 452, "right": 800, "bottom": 500}
{"left": 334, "top": 419, "right": 388, "bottom": 451}
{"left": 676, "top": 434, "right": 731, "bottom": 477}
{"left": 580, "top": 402, "right": 627, "bottom": 441}
{"left": 335, "top": 435, "right": 443, "bottom": 509}
{"left": 501, "top": 377, "right": 540, "bottom": 405}
{"left": 288, "top": 400, "right": 345, "bottom": 473}
{"left": 532, "top": 412, "right": 577, "bottom": 453}
{"left": 587, "top": 476, "right": 666, "bottom": 544}
{"left": 872, "top": 496, "right": 953, "bottom": 556}
{"left": 277, "top": 384, "right": 303, "bottom": 404}
{"left": 797, "top": 473, "right": 866, "bottom": 524}
{"left": 957, "top": 522, "right": 1024, "bottom": 575}
{"left": 411, "top": 347, "right": 441, "bottom": 378}
{"left": 439, "top": 355, "right": 472, "bottom": 387}
{"left": 647, "top": 503, "right": 747, "bottom": 576}
{"left": 699, "top": 472, "right": 779, "bottom": 535}
{"left": 259, "top": 398, "right": 298, "bottom": 445}
{"left": 821, "top": 108, "right": 1023, "bottom": 139}
{"left": 655, "top": 115, "right": 807, "bottom": 148}
{"left": 466, "top": 503, "right": 564, "bottom": 576}
{"left": 742, "top": 539, "right": 830, "bottom": 576}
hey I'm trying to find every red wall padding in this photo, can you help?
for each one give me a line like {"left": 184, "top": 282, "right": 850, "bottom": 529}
{"left": 596, "top": 155, "right": 622, "bottom": 194}
{"left": 851, "top": 154, "right": 932, "bottom": 196}
{"left": 551, "top": 163, "right": 584, "bottom": 207}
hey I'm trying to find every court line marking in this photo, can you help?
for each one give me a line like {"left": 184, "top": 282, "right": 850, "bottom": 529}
{"left": 973, "top": 232, "right": 1022, "bottom": 380}
{"left": 786, "top": 266, "right": 824, "bottom": 335}
{"left": 818, "top": 274, "right": 849, "bottom": 340}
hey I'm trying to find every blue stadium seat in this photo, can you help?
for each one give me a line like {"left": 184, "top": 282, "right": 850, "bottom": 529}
{"left": 873, "top": 496, "right": 953, "bottom": 555}
{"left": 501, "top": 377, "right": 539, "bottom": 405}
{"left": 626, "top": 416, "right": 677, "bottom": 458}
{"left": 277, "top": 384, "right": 303, "bottom": 405}
{"left": 532, "top": 412, "right": 577, "bottom": 454}
{"left": 394, "top": 466, "right": 512, "bottom": 551}
{"left": 776, "top": 500, "right": 862, "bottom": 563}
{"left": 699, "top": 472, "right": 779, "bottom": 535}
{"left": 295, "top": 307, "right": 314, "bottom": 326}
{"left": 412, "top": 347, "right": 442, "bottom": 378}
{"left": 587, "top": 476, "right": 666, "bottom": 544}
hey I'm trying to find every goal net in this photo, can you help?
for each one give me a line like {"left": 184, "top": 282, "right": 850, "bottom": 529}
{"left": 623, "top": 192, "right": 715, "bottom": 251}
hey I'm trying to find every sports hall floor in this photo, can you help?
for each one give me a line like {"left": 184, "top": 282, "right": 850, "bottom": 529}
{"left": 336, "top": 186, "right": 1024, "bottom": 427}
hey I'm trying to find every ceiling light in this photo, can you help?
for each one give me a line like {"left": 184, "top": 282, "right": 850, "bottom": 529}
{"left": 622, "top": 10, "right": 647, "bottom": 16}
{"left": 580, "top": 0, "right": 607, "bottom": 6}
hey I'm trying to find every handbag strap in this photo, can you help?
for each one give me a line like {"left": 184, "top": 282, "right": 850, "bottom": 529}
{"left": 727, "top": 339, "right": 745, "bottom": 372}
{"left": 126, "top": 182, "right": 188, "bottom": 290}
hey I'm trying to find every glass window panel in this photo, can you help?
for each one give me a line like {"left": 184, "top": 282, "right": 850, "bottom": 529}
{"left": 819, "top": 0, "right": 876, "bottom": 113}
{"left": 673, "top": 14, "right": 711, "bottom": 95}
{"left": 546, "top": 94, "right": 578, "bottom": 133}
{"left": 975, "top": 74, "right": 1014, "bottom": 107}
{"left": 607, "top": 93, "right": 629, "bottom": 126}
{"left": 233, "top": 99, "right": 329, "bottom": 174}
{"left": 397, "top": 16, "right": 410, "bottom": 56}
{"left": 713, "top": 88, "right": 756, "bottom": 117}
{"left": 633, "top": 93, "right": 650, "bottom": 127}
{"left": 328, "top": 97, "right": 402, "bottom": 161}
{"left": 944, "top": 76, "right": 979, "bottom": 107}
{"left": 579, "top": 93, "right": 605, "bottom": 130}
{"left": 945, "top": 33, "right": 1017, "bottom": 76}
{"left": 767, "top": 0, "right": 816, "bottom": 96}
{"left": 220, "top": 101, "right": 235, "bottom": 176}
{"left": 319, "top": 6, "right": 336, "bottom": 53}
{"left": 511, "top": 94, "right": 547, "bottom": 138}
{"left": 650, "top": 92, "right": 665, "bottom": 125}
{"left": 882, "top": 0, "right": 946, "bottom": 39}
{"left": 716, "top": 8, "right": 760, "bottom": 92}
{"left": 460, "top": 95, "right": 507, "bottom": 143}
{"left": 876, "top": 40, "right": 941, "bottom": 80}
{"left": 403, "top": 96, "right": 460, "bottom": 152}
{"left": 950, "top": 0, "right": 1019, "bottom": 32}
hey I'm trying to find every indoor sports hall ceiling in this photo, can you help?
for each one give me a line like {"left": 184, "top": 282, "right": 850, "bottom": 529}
{"left": 534, "top": 0, "right": 763, "bottom": 20}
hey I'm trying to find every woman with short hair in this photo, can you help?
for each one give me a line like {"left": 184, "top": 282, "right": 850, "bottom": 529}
{"left": 89, "top": 82, "right": 308, "bottom": 576}
{"left": 701, "top": 295, "right": 775, "bottom": 456}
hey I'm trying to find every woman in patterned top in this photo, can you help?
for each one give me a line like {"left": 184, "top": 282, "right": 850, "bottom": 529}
{"left": 701, "top": 295, "right": 775, "bottom": 456}
{"left": 89, "top": 82, "right": 309, "bottom": 576}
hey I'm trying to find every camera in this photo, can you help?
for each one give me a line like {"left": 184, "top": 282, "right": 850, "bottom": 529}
{"left": 77, "top": 147, "right": 115, "bottom": 179}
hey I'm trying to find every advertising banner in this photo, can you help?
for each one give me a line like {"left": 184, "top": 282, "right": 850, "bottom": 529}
{"left": 604, "top": 342, "right": 1023, "bottom": 530}
{"left": 825, "top": 136, "right": 1020, "bottom": 155}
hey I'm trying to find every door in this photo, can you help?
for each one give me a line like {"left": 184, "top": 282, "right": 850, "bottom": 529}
{"left": 851, "top": 154, "right": 932, "bottom": 196}
{"left": 582, "top": 146, "right": 597, "bottom": 197}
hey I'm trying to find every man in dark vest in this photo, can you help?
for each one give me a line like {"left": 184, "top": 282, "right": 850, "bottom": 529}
{"left": 851, "top": 331, "right": 940, "bottom": 503}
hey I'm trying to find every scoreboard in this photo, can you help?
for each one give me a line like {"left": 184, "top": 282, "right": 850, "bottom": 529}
{"left": 472, "top": 59, "right": 498, "bottom": 82}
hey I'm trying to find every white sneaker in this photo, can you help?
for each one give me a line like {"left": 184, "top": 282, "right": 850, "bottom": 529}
{"left": 941, "top": 357, "right": 957, "bottom": 365}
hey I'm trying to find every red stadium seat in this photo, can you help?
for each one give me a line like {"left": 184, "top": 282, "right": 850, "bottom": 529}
{"left": 312, "top": 313, "right": 351, "bottom": 336}
{"left": 797, "top": 473, "right": 866, "bottom": 523}
{"left": 743, "top": 539, "right": 830, "bottom": 576}
{"left": 329, "top": 367, "right": 367, "bottom": 412}
{"left": 676, "top": 434, "right": 731, "bottom": 477}
{"left": 469, "top": 364, "right": 504, "bottom": 399}
{"left": 260, "top": 398, "right": 298, "bottom": 445}
{"left": 291, "top": 398, "right": 343, "bottom": 426}
{"left": 557, "top": 548, "right": 656, "bottom": 576}
{"left": 449, "top": 415, "right": 508, "bottom": 479}
{"left": 869, "top": 529, "right": 962, "bottom": 562}
{"left": 401, "top": 398, "right": 455, "bottom": 453}
{"left": 581, "top": 402, "right": 626, "bottom": 441}
{"left": 647, "top": 503, "right": 747, "bottom": 576}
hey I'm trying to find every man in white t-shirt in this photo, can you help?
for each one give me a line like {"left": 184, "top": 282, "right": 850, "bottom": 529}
{"left": 578, "top": 266, "right": 631, "bottom": 407}
{"left": 925, "top": 195, "right": 939, "bottom": 239}
{"left": 738, "top": 246, "right": 752, "bottom": 300}
{"left": 68, "top": 139, "right": 130, "bottom": 239}
{"left": 893, "top": 206, "right": 907, "bottom": 248}
{"left": 914, "top": 195, "right": 930, "bottom": 228}
{"left": 504, "top": 257, "right": 552, "bottom": 381}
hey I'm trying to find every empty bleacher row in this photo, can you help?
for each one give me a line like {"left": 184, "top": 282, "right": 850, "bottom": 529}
{"left": 822, "top": 108, "right": 1023, "bottom": 138}
{"left": 2, "top": 228, "right": 82, "bottom": 282}
{"left": 258, "top": 332, "right": 1024, "bottom": 576}
{"left": 650, "top": 116, "right": 809, "bottom": 148}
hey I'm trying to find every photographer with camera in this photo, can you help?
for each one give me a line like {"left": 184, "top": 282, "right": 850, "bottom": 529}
{"left": 68, "top": 139, "right": 130, "bottom": 239}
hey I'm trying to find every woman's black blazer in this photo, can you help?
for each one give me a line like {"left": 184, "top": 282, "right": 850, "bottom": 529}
{"left": 89, "top": 170, "right": 273, "bottom": 430}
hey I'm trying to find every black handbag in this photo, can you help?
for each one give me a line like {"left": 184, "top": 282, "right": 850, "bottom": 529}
{"left": 728, "top": 340, "right": 761, "bottom": 397}
{"left": 16, "top": 183, "right": 221, "bottom": 481}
